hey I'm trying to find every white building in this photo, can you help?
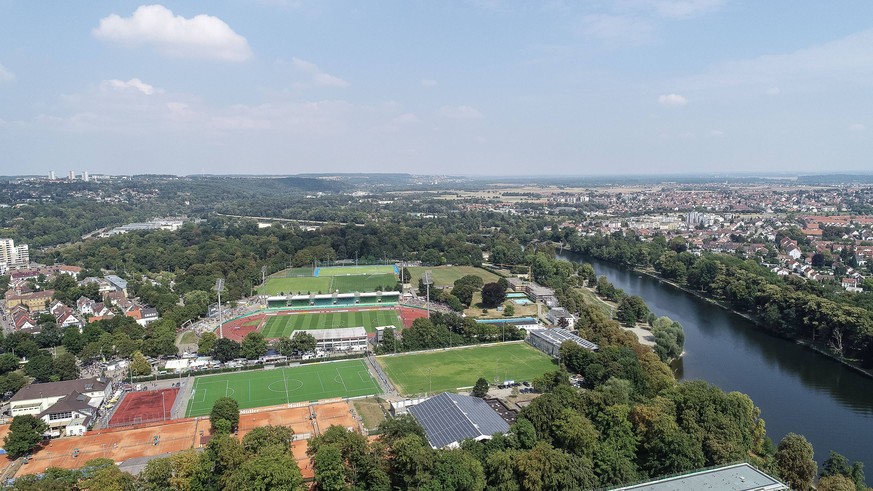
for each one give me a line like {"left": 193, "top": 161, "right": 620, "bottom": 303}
{"left": 294, "top": 327, "right": 368, "bottom": 352}
{"left": 9, "top": 378, "right": 111, "bottom": 436}
{"left": 527, "top": 328, "right": 598, "bottom": 358}
{"left": 0, "top": 238, "right": 29, "bottom": 273}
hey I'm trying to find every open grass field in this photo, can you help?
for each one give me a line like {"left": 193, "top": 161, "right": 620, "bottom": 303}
{"left": 258, "top": 276, "right": 331, "bottom": 295}
{"left": 378, "top": 342, "right": 556, "bottom": 395}
{"left": 270, "top": 267, "right": 316, "bottom": 278}
{"left": 261, "top": 309, "right": 402, "bottom": 337}
{"left": 407, "top": 266, "right": 501, "bottom": 288}
{"left": 185, "top": 360, "right": 381, "bottom": 417}
{"left": 258, "top": 272, "right": 398, "bottom": 295}
{"left": 317, "top": 265, "right": 397, "bottom": 276}
{"left": 332, "top": 273, "right": 398, "bottom": 292}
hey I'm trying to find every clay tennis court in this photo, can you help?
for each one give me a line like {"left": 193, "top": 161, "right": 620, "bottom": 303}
{"left": 314, "top": 401, "right": 358, "bottom": 430}
{"left": 18, "top": 418, "right": 202, "bottom": 476}
{"left": 16, "top": 399, "right": 362, "bottom": 479}
{"left": 237, "top": 406, "right": 316, "bottom": 440}
{"left": 109, "top": 388, "right": 179, "bottom": 427}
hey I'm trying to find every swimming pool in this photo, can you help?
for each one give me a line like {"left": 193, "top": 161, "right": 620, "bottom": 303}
{"left": 512, "top": 299, "right": 533, "bottom": 305}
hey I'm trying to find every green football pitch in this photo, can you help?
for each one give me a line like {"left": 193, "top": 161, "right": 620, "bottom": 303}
{"left": 258, "top": 272, "right": 398, "bottom": 295}
{"left": 258, "top": 276, "right": 331, "bottom": 295}
{"left": 317, "top": 265, "right": 396, "bottom": 276}
{"left": 377, "top": 342, "right": 556, "bottom": 395}
{"left": 261, "top": 309, "right": 402, "bottom": 338}
{"left": 185, "top": 360, "right": 381, "bottom": 417}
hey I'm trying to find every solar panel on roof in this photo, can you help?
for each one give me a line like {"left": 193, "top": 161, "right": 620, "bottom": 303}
{"left": 408, "top": 393, "right": 510, "bottom": 448}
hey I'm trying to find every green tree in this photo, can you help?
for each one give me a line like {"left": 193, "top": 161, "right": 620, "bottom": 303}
{"left": 471, "top": 377, "right": 489, "bottom": 398}
{"left": 241, "top": 332, "right": 267, "bottom": 360}
{"left": 223, "top": 445, "right": 305, "bottom": 491}
{"left": 242, "top": 425, "right": 294, "bottom": 455}
{"left": 210, "top": 396, "right": 240, "bottom": 433}
{"left": 615, "top": 295, "right": 649, "bottom": 326}
{"left": 818, "top": 475, "right": 858, "bottom": 491}
{"left": 503, "top": 304, "right": 515, "bottom": 317}
{"left": 23, "top": 352, "right": 54, "bottom": 382}
{"left": 0, "top": 353, "right": 21, "bottom": 375}
{"left": 130, "top": 350, "right": 152, "bottom": 377}
{"left": 481, "top": 282, "right": 507, "bottom": 308}
{"left": 52, "top": 352, "right": 79, "bottom": 381}
{"left": 775, "top": 433, "right": 817, "bottom": 491}
{"left": 3, "top": 415, "right": 48, "bottom": 458}
{"left": 313, "top": 445, "right": 347, "bottom": 491}
{"left": 212, "top": 338, "right": 241, "bottom": 363}
{"left": 289, "top": 332, "right": 317, "bottom": 354}
{"left": 80, "top": 458, "right": 136, "bottom": 491}
{"left": 198, "top": 332, "right": 217, "bottom": 355}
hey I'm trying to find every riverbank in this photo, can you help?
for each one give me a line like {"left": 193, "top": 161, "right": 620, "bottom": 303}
{"left": 627, "top": 265, "right": 873, "bottom": 381}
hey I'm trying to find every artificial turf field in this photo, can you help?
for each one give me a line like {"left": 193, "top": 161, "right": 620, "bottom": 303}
{"left": 258, "top": 272, "right": 398, "bottom": 295}
{"left": 185, "top": 360, "right": 380, "bottom": 417}
{"left": 316, "top": 265, "right": 397, "bottom": 276}
{"left": 258, "top": 276, "right": 331, "bottom": 295}
{"left": 261, "top": 309, "right": 403, "bottom": 338}
{"left": 377, "top": 342, "right": 556, "bottom": 395}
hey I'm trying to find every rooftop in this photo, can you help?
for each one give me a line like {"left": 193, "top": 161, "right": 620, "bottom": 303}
{"left": 10, "top": 377, "right": 109, "bottom": 403}
{"left": 295, "top": 327, "right": 368, "bottom": 340}
{"left": 408, "top": 392, "right": 509, "bottom": 448}
{"left": 609, "top": 463, "right": 788, "bottom": 491}
{"left": 529, "top": 328, "right": 599, "bottom": 351}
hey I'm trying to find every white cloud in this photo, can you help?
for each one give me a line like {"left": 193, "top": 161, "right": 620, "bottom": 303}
{"left": 849, "top": 123, "right": 866, "bottom": 132}
{"left": 578, "top": 14, "right": 654, "bottom": 47}
{"left": 421, "top": 79, "right": 438, "bottom": 87}
{"left": 709, "top": 129, "right": 725, "bottom": 137}
{"left": 100, "top": 78, "right": 163, "bottom": 95}
{"left": 292, "top": 57, "right": 349, "bottom": 87}
{"left": 93, "top": 4, "right": 252, "bottom": 62}
{"left": 0, "top": 63, "right": 13, "bottom": 82}
{"left": 658, "top": 93, "right": 687, "bottom": 107}
{"left": 438, "top": 105, "right": 483, "bottom": 119}
{"left": 652, "top": 0, "right": 725, "bottom": 19}
{"left": 675, "top": 28, "right": 873, "bottom": 94}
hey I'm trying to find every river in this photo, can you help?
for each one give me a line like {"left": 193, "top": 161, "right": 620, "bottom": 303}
{"left": 559, "top": 252, "right": 873, "bottom": 468}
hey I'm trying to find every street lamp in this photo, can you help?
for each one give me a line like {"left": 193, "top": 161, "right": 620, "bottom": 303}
{"left": 214, "top": 278, "right": 226, "bottom": 339}
{"left": 423, "top": 270, "right": 433, "bottom": 319}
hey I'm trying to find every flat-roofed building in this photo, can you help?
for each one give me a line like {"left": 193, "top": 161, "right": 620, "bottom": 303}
{"left": 609, "top": 462, "right": 788, "bottom": 491}
{"left": 526, "top": 328, "right": 598, "bottom": 358}
{"left": 294, "top": 327, "right": 368, "bottom": 352}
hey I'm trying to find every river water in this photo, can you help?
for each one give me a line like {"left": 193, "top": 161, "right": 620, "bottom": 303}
{"left": 559, "top": 252, "right": 873, "bottom": 467}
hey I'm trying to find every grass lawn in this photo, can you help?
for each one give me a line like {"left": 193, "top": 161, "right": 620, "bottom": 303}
{"left": 331, "top": 273, "right": 398, "bottom": 293}
{"left": 317, "top": 265, "right": 397, "bottom": 276}
{"left": 378, "top": 342, "right": 556, "bottom": 395}
{"left": 352, "top": 397, "right": 387, "bottom": 430}
{"left": 578, "top": 287, "right": 614, "bottom": 317}
{"left": 261, "top": 309, "right": 402, "bottom": 338}
{"left": 463, "top": 292, "right": 540, "bottom": 319}
{"left": 258, "top": 276, "right": 332, "bottom": 296}
{"left": 179, "top": 331, "right": 199, "bottom": 344}
{"left": 185, "top": 360, "right": 380, "bottom": 417}
{"left": 407, "top": 266, "right": 500, "bottom": 288}
{"left": 269, "top": 267, "right": 315, "bottom": 278}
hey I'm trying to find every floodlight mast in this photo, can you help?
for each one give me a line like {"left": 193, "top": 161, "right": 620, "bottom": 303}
{"left": 214, "top": 278, "right": 226, "bottom": 339}
{"left": 423, "top": 271, "right": 433, "bottom": 319}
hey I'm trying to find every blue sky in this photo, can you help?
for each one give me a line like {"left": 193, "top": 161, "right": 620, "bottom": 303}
{"left": 1, "top": 0, "right": 872, "bottom": 176}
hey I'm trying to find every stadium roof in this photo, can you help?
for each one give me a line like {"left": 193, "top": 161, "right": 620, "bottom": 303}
{"left": 296, "top": 327, "right": 367, "bottom": 340}
{"left": 609, "top": 463, "right": 789, "bottom": 491}
{"left": 528, "top": 328, "right": 598, "bottom": 351}
{"left": 408, "top": 392, "right": 509, "bottom": 448}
